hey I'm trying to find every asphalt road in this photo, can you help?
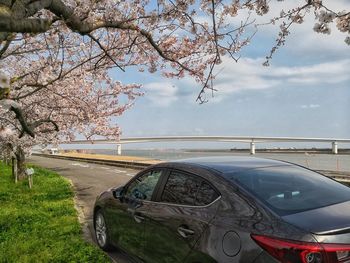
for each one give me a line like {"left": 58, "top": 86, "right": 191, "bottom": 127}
{"left": 28, "top": 155, "right": 137, "bottom": 262}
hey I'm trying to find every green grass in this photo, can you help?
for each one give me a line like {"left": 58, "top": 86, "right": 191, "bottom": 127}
{"left": 0, "top": 163, "right": 109, "bottom": 263}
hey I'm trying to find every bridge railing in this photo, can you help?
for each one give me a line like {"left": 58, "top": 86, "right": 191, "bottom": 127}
{"left": 59, "top": 136, "right": 350, "bottom": 155}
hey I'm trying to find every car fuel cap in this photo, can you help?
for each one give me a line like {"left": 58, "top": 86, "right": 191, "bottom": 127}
{"left": 222, "top": 231, "right": 241, "bottom": 257}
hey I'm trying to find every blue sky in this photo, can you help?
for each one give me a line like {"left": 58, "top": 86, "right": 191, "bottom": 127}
{"left": 111, "top": 0, "right": 350, "bottom": 148}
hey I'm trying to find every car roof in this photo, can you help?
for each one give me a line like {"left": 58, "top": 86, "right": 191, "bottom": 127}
{"left": 167, "top": 156, "right": 293, "bottom": 173}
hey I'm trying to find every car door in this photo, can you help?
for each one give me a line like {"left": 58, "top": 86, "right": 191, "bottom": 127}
{"left": 142, "top": 169, "right": 220, "bottom": 263}
{"left": 105, "top": 168, "right": 164, "bottom": 261}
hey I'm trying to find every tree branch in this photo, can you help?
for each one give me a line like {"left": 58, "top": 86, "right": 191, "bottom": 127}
{"left": 32, "top": 118, "right": 59, "bottom": 131}
{"left": 0, "top": 16, "right": 51, "bottom": 32}
{"left": 9, "top": 105, "right": 35, "bottom": 138}
{"left": 0, "top": 33, "right": 14, "bottom": 58}
{"left": 87, "top": 33, "right": 125, "bottom": 72}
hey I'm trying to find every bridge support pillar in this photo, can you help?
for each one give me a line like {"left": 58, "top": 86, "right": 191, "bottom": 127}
{"left": 116, "top": 144, "right": 122, "bottom": 155}
{"left": 332, "top": 141, "right": 338, "bottom": 154}
{"left": 250, "top": 141, "right": 256, "bottom": 155}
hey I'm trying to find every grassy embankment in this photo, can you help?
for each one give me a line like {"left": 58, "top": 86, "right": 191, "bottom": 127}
{"left": 0, "top": 162, "right": 108, "bottom": 263}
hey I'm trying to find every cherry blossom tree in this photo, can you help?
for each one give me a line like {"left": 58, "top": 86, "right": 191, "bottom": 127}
{"left": 0, "top": 30, "right": 142, "bottom": 179}
{"left": 0, "top": 33, "right": 142, "bottom": 179}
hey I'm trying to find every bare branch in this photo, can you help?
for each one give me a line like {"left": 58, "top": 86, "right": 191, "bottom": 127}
{"left": 87, "top": 33, "right": 125, "bottom": 72}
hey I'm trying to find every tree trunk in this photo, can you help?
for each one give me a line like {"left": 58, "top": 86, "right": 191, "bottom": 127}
{"left": 28, "top": 174, "right": 33, "bottom": 189}
{"left": 2, "top": 143, "right": 13, "bottom": 165}
{"left": 15, "top": 146, "right": 26, "bottom": 181}
{"left": 12, "top": 157, "right": 18, "bottom": 183}
{"left": 4, "top": 146, "right": 11, "bottom": 165}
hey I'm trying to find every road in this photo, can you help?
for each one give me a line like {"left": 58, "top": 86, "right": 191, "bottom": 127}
{"left": 28, "top": 155, "right": 137, "bottom": 263}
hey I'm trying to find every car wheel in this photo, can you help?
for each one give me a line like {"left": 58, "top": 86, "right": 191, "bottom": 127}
{"left": 95, "top": 210, "right": 112, "bottom": 251}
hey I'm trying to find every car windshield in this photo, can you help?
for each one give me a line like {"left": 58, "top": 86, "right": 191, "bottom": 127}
{"left": 226, "top": 165, "right": 350, "bottom": 216}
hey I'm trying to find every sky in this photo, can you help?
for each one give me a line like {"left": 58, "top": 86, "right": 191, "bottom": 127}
{"left": 110, "top": 0, "right": 350, "bottom": 149}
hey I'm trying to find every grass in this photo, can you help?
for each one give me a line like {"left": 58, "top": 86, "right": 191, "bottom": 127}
{"left": 0, "top": 162, "right": 109, "bottom": 263}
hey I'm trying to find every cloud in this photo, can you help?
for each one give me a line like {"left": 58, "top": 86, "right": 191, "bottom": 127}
{"left": 143, "top": 82, "right": 179, "bottom": 107}
{"left": 300, "top": 104, "right": 321, "bottom": 109}
{"left": 142, "top": 56, "right": 350, "bottom": 105}
{"left": 264, "top": 59, "right": 350, "bottom": 84}
{"left": 209, "top": 56, "right": 350, "bottom": 101}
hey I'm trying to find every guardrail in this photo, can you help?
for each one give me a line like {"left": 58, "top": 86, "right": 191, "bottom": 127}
{"left": 59, "top": 136, "right": 350, "bottom": 155}
{"left": 32, "top": 153, "right": 151, "bottom": 170}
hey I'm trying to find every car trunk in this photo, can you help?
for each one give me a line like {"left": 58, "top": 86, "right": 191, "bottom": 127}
{"left": 282, "top": 200, "right": 350, "bottom": 237}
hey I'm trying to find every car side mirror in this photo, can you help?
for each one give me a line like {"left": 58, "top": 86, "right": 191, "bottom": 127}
{"left": 112, "top": 186, "right": 124, "bottom": 200}
{"left": 132, "top": 188, "right": 147, "bottom": 200}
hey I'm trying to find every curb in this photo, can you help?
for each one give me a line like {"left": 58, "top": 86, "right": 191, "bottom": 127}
{"left": 32, "top": 153, "right": 152, "bottom": 170}
{"left": 66, "top": 178, "right": 93, "bottom": 243}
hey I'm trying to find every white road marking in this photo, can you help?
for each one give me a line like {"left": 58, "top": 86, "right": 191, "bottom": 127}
{"left": 70, "top": 162, "right": 90, "bottom": 168}
{"left": 114, "top": 169, "right": 127, "bottom": 173}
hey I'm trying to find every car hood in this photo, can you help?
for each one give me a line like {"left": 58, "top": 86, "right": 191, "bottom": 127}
{"left": 282, "top": 200, "right": 350, "bottom": 235}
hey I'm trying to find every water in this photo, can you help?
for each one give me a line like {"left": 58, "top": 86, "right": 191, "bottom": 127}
{"left": 74, "top": 149, "right": 350, "bottom": 173}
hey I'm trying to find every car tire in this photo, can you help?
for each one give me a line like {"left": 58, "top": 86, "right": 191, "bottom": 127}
{"left": 94, "top": 209, "right": 113, "bottom": 251}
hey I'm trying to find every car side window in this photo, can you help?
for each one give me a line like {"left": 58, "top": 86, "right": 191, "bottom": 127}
{"left": 125, "top": 170, "right": 162, "bottom": 201}
{"left": 196, "top": 180, "right": 220, "bottom": 206}
{"left": 161, "top": 171, "right": 219, "bottom": 206}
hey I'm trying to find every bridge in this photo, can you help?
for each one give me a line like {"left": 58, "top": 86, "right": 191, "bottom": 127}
{"left": 61, "top": 136, "right": 350, "bottom": 155}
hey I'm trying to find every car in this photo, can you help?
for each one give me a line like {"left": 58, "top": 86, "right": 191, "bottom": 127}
{"left": 93, "top": 156, "right": 350, "bottom": 263}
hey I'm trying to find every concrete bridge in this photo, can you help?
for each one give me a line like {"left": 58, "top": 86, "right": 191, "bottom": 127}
{"left": 61, "top": 136, "right": 350, "bottom": 155}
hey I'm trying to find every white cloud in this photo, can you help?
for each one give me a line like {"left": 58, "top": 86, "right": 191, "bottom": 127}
{"left": 265, "top": 59, "right": 350, "bottom": 84}
{"left": 210, "top": 56, "right": 350, "bottom": 99}
{"left": 142, "top": 56, "right": 350, "bottom": 106}
{"left": 300, "top": 104, "right": 321, "bottom": 109}
{"left": 143, "top": 82, "right": 178, "bottom": 107}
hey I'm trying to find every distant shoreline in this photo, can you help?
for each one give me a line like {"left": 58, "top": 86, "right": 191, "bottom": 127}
{"left": 183, "top": 148, "right": 350, "bottom": 154}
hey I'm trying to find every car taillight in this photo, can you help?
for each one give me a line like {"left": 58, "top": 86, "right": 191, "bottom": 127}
{"left": 251, "top": 234, "right": 350, "bottom": 263}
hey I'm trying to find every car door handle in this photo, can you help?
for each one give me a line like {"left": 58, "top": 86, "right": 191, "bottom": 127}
{"left": 134, "top": 215, "right": 145, "bottom": 223}
{"left": 177, "top": 226, "right": 195, "bottom": 238}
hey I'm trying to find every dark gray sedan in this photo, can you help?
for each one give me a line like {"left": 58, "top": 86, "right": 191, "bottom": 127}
{"left": 93, "top": 157, "right": 350, "bottom": 262}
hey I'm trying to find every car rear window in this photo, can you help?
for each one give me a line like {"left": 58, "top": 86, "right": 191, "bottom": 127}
{"left": 226, "top": 165, "right": 350, "bottom": 216}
